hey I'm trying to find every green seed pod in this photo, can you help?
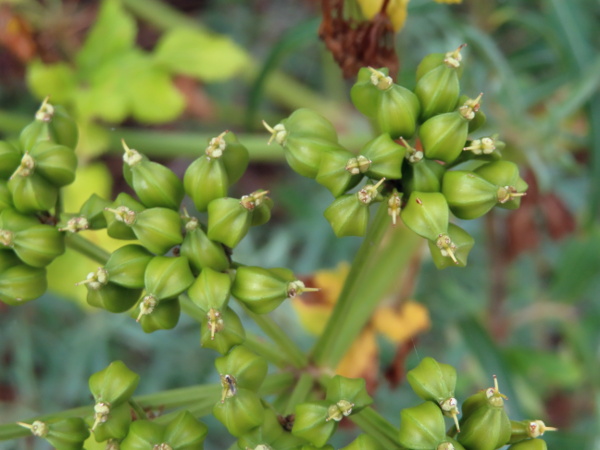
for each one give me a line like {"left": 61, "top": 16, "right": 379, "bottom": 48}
{"left": 200, "top": 306, "right": 246, "bottom": 354}
{"left": 232, "top": 266, "right": 318, "bottom": 315}
{"left": 0, "top": 207, "right": 39, "bottom": 229}
{"left": 508, "top": 439, "right": 548, "bottom": 450}
{"left": 0, "top": 140, "right": 21, "bottom": 178}
{"left": 19, "top": 99, "right": 78, "bottom": 150}
{"left": 215, "top": 346, "right": 268, "bottom": 392}
{"left": 442, "top": 170, "right": 498, "bottom": 220}
{"left": 250, "top": 195, "right": 274, "bottom": 227}
{"left": 316, "top": 148, "right": 363, "bottom": 197}
{"left": 406, "top": 357, "right": 460, "bottom": 430}
{"left": 415, "top": 46, "right": 466, "bottom": 121}
{"left": 236, "top": 409, "right": 287, "bottom": 450}
{"left": 0, "top": 264, "right": 47, "bottom": 306}
{"left": 420, "top": 94, "right": 483, "bottom": 163}
{"left": 104, "top": 193, "right": 145, "bottom": 240}
{"left": 214, "top": 382, "right": 265, "bottom": 437}
{"left": 400, "top": 192, "right": 449, "bottom": 241}
{"left": 8, "top": 170, "right": 58, "bottom": 213}
{"left": 0, "top": 216, "right": 65, "bottom": 267}
{"left": 350, "top": 68, "right": 420, "bottom": 139}
{"left": 0, "top": 248, "right": 21, "bottom": 272}
{"left": 18, "top": 418, "right": 90, "bottom": 450}
{"left": 105, "top": 244, "right": 153, "bottom": 289}
{"left": 325, "top": 375, "right": 373, "bottom": 415}
{"left": 416, "top": 45, "right": 466, "bottom": 82}
{"left": 121, "top": 140, "right": 184, "bottom": 210}
{"left": 291, "top": 401, "right": 338, "bottom": 447}
{"left": 324, "top": 178, "right": 386, "bottom": 237}
{"left": 263, "top": 109, "right": 343, "bottom": 179}
{"left": 0, "top": 181, "right": 11, "bottom": 212}
{"left": 340, "top": 434, "right": 385, "bottom": 450}
{"left": 220, "top": 131, "right": 250, "bottom": 184}
{"left": 144, "top": 256, "right": 194, "bottom": 300}
{"left": 91, "top": 401, "right": 132, "bottom": 442}
{"left": 358, "top": 133, "right": 406, "bottom": 180}
{"left": 458, "top": 376, "right": 512, "bottom": 450}
{"left": 136, "top": 297, "right": 181, "bottom": 333}
{"left": 76, "top": 266, "right": 141, "bottom": 312}
{"left": 28, "top": 140, "right": 77, "bottom": 187}
{"left": 130, "top": 207, "right": 184, "bottom": 255}
{"left": 89, "top": 360, "right": 140, "bottom": 407}
{"left": 184, "top": 149, "right": 229, "bottom": 212}
{"left": 509, "top": 420, "right": 556, "bottom": 445}
{"left": 207, "top": 190, "right": 270, "bottom": 248}
{"left": 474, "top": 160, "right": 528, "bottom": 210}
{"left": 428, "top": 223, "right": 475, "bottom": 269}
{"left": 398, "top": 401, "right": 447, "bottom": 449}
{"left": 188, "top": 266, "right": 232, "bottom": 311}
{"left": 180, "top": 215, "right": 230, "bottom": 273}
{"left": 79, "top": 194, "right": 111, "bottom": 230}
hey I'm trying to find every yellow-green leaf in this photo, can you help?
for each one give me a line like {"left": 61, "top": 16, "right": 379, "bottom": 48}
{"left": 26, "top": 60, "right": 77, "bottom": 103}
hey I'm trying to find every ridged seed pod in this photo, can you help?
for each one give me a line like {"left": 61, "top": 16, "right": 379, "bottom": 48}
{"left": 398, "top": 402, "right": 447, "bottom": 449}
{"left": 213, "top": 385, "right": 265, "bottom": 437}
{"left": 215, "top": 346, "right": 268, "bottom": 392}
{"left": 420, "top": 94, "right": 482, "bottom": 163}
{"left": 236, "top": 409, "right": 287, "bottom": 450}
{"left": 105, "top": 244, "right": 153, "bottom": 289}
{"left": 508, "top": 439, "right": 548, "bottom": 450}
{"left": 0, "top": 264, "right": 47, "bottom": 306}
{"left": 19, "top": 100, "right": 78, "bottom": 150}
{"left": 78, "top": 194, "right": 111, "bottom": 230}
{"left": 136, "top": 297, "right": 181, "bottom": 333}
{"left": 121, "top": 140, "right": 184, "bottom": 210}
{"left": 85, "top": 280, "right": 141, "bottom": 313}
{"left": 0, "top": 181, "right": 11, "bottom": 211}
{"left": 474, "top": 160, "right": 528, "bottom": 210}
{"left": 416, "top": 45, "right": 466, "bottom": 82}
{"left": 8, "top": 170, "right": 58, "bottom": 213}
{"left": 316, "top": 148, "right": 363, "bottom": 197}
{"left": 400, "top": 192, "right": 449, "bottom": 241}
{"left": 359, "top": 133, "right": 406, "bottom": 180}
{"left": 428, "top": 223, "right": 475, "bottom": 269}
{"left": 442, "top": 170, "right": 507, "bottom": 220}
{"left": 17, "top": 418, "right": 90, "bottom": 450}
{"left": 200, "top": 306, "right": 246, "bottom": 354}
{"left": 292, "top": 401, "right": 338, "bottom": 447}
{"left": 325, "top": 376, "right": 373, "bottom": 415}
{"left": 144, "top": 256, "right": 194, "bottom": 301}
{"left": 89, "top": 360, "right": 140, "bottom": 407}
{"left": 340, "top": 434, "right": 385, "bottom": 450}
{"left": 187, "top": 266, "right": 231, "bottom": 312}
{"left": 180, "top": 215, "right": 229, "bottom": 273}
{"left": 29, "top": 140, "right": 77, "bottom": 187}
{"left": 103, "top": 193, "right": 145, "bottom": 240}
{"left": 130, "top": 207, "right": 184, "bottom": 255}
{"left": 509, "top": 420, "right": 556, "bottom": 445}
{"left": 91, "top": 401, "right": 132, "bottom": 443}
{"left": 184, "top": 151, "right": 229, "bottom": 212}
{"left": 0, "top": 140, "right": 21, "bottom": 178}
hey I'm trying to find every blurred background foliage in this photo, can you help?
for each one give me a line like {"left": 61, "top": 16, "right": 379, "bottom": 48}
{"left": 0, "top": 0, "right": 599, "bottom": 448}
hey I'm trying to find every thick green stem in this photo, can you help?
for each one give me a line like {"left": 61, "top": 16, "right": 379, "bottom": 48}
{"left": 237, "top": 301, "right": 308, "bottom": 369}
{"left": 243, "top": 334, "right": 291, "bottom": 369}
{"left": 311, "top": 202, "right": 423, "bottom": 369}
{"left": 283, "top": 372, "right": 314, "bottom": 416}
{"left": 350, "top": 407, "right": 404, "bottom": 449}
{"left": 64, "top": 233, "right": 111, "bottom": 265}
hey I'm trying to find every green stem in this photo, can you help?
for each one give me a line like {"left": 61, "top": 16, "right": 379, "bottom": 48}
{"left": 311, "top": 202, "right": 423, "bottom": 369}
{"left": 128, "top": 399, "right": 148, "bottom": 421}
{"left": 243, "top": 334, "right": 291, "bottom": 369}
{"left": 283, "top": 372, "right": 314, "bottom": 416}
{"left": 236, "top": 301, "right": 308, "bottom": 369}
{"left": 350, "top": 407, "right": 404, "bottom": 450}
{"left": 64, "top": 233, "right": 111, "bottom": 264}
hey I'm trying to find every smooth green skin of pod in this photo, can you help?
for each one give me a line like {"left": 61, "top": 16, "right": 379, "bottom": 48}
{"left": 292, "top": 401, "right": 338, "bottom": 448}
{"left": 416, "top": 52, "right": 465, "bottom": 82}
{"left": 407, "top": 357, "right": 457, "bottom": 404}
{"left": 283, "top": 135, "right": 343, "bottom": 179}
{"left": 121, "top": 411, "right": 208, "bottom": 450}
{"left": 125, "top": 159, "right": 184, "bottom": 210}
{"left": 458, "top": 390, "right": 511, "bottom": 450}
{"left": 19, "top": 104, "right": 78, "bottom": 151}
{"left": 0, "top": 264, "right": 47, "bottom": 306}
{"left": 104, "top": 193, "right": 144, "bottom": 240}
{"left": 200, "top": 306, "right": 245, "bottom": 354}
{"left": 180, "top": 225, "right": 230, "bottom": 274}
{"left": 187, "top": 267, "right": 231, "bottom": 311}
{"left": 86, "top": 282, "right": 141, "bottom": 313}
{"left": 374, "top": 84, "right": 420, "bottom": 139}
{"left": 316, "top": 149, "right": 362, "bottom": 197}
{"left": 105, "top": 244, "right": 153, "bottom": 289}
{"left": 340, "top": 433, "right": 385, "bottom": 450}
{"left": 283, "top": 108, "right": 339, "bottom": 142}
{"left": 183, "top": 156, "right": 229, "bottom": 212}
{"left": 89, "top": 360, "right": 140, "bottom": 406}
{"left": 428, "top": 223, "right": 475, "bottom": 269}
{"left": 508, "top": 420, "right": 554, "bottom": 445}
{"left": 29, "top": 141, "right": 77, "bottom": 187}
{"left": 508, "top": 439, "right": 548, "bottom": 450}
{"left": 207, "top": 197, "right": 252, "bottom": 248}
{"left": 79, "top": 193, "right": 111, "bottom": 229}
{"left": 250, "top": 197, "right": 274, "bottom": 227}
{"left": 213, "top": 388, "right": 265, "bottom": 437}
{"left": 131, "top": 208, "right": 183, "bottom": 255}
{"left": 144, "top": 256, "right": 194, "bottom": 300}
{"left": 442, "top": 171, "right": 498, "bottom": 220}
{"left": 236, "top": 409, "right": 286, "bottom": 449}
{"left": 215, "top": 346, "right": 268, "bottom": 392}
{"left": 43, "top": 418, "right": 90, "bottom": 450}
{"left": 12, "top": 225, "right": 65, "bottom": 268}
{"left": 474, "top": 160, "right": 528, "bottom": 210}
{"left": 8, "top": 173, "right": 58, "bottom": 213}
{"left": 0, "top": 181, "right": 11, "bottom": 211}
{"left": 0, "top": 141, "right": 21, "bottom": 178}
{"left": 402, "top": 158, "right": 446, "bottom": 196}
{"left": 325, "top": 375, "right": 373, "bottom": 414}
{"left": 324, "top": 194, "right": 370, "bottom": 238}
{"left": 221, "top": 131, "right": 249, "bottom": 184}
{"left": 0, "top": 208, "right": 39, "bottom": 229}
{"left": 400, "top": 192, "right": 449, "bottom": 241}
{"left": 350, "top": 67, "right": 389, "bottom": 117}
{"left": 420, "top": 111, "right": 469, "bottom": 164}
{"left": 398, "top": 401, "right": 446, "bottom": 449}
{"left": 231, "top": 266, "right": 295, "bottom": 315}
{"left": 361, "top": 133, "right": 406, "bottom": 180}
{"left": 137, "top": 297, "right": 180, "bottom": 333}
{"left": 415, "top": 65, "right": 461, "bottom": 121}
{"left": 0, "top": 249, "right": 21, "bottom": 271}
{"left": 91, "top": 402, "right": 131, "bottom": 442}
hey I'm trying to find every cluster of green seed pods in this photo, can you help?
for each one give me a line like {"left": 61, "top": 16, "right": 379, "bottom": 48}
{"left": 265, "top": 45, "right": 527, "bottom": 268}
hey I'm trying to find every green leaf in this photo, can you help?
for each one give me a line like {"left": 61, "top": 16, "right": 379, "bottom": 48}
{"left": 26, "top": 60, "right": 77, "bottom": 103}
{"left": 129, "top": 64, "right": 185, "bottom": 123}
{"left": 154, "top": 28, "right": 249, "bottom": 81}
{"left": 76, "top": 0, "right": 136, "bottom": 76}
